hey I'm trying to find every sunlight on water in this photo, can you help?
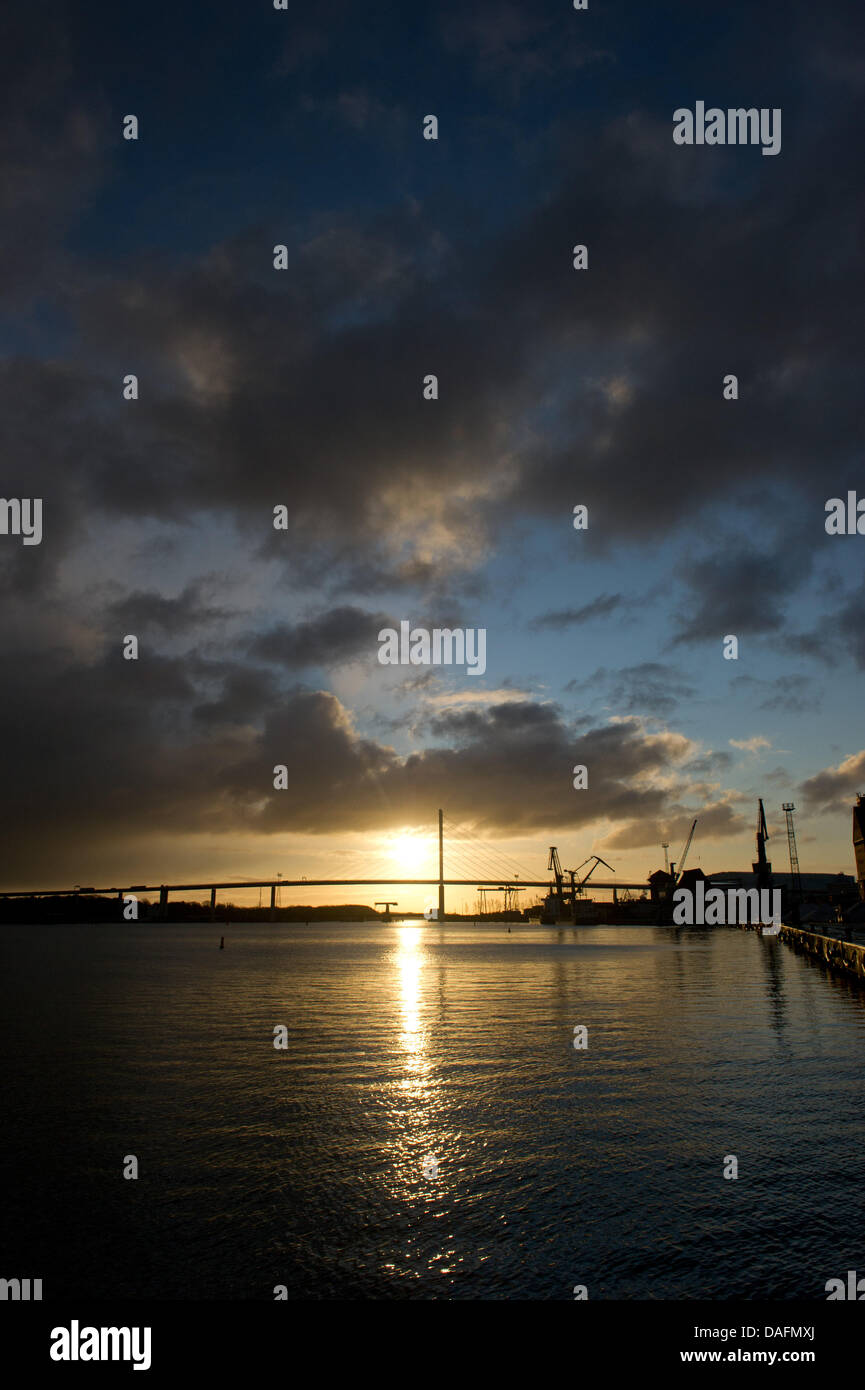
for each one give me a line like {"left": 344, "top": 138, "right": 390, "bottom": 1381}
{"left": 2, "top": 921, "right": 865, "bottom": 1299}
{"left": 388, "top": 925, "right": 442, "bottom": 1220}
{"left": 395, "top": 923, "right": 424, "bottom": 1054}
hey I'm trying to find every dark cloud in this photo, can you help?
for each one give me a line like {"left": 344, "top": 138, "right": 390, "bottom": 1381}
{"left": 0, "top": 0, "right": 862, "bottom": 884}
{"left": 685, "top": 751, "right": 734, "bottom": 776}
{"left": 800, "top": 751, "right": 865, "bottom": 813}
{"left": 737, "top": 674, "right": 822, "bottom": 715}
{"left": 439, "top": 1, "right": 612, "bottom": 96}
{"left": 603, "top": 800, "right": 744, "bottom": 852}
{"left": 788, "top": 578, "right": 865, "bottom": 671}
{"left": 0, "top": 10, "right": 108, "bottom": 309}
{"left": 672, "top": 539, "right": 815, "bottom": 645}
{"left": 249, "top": 606, "right": 392, "bottom": 668}
{"left": 108, "top": 585, "right": 233, "bottom": 637}
{"left": 190, "top": 664, "right": 282, "bottom": 728}
{"left": 6, "top": 72, "right": 861, "bottom": 596}
{"left": 0, "top": 614, "right": 729, "bottom": 876}
{"left": 764, "top": 767, "right": 794, "bottom": 787}
{"left": 393, "top": 670, "right": 440, "bottom": 694}
{"left": 534, "top": 593, "right": 625, "bottom": 629}
{"left": 566, "top": 663, "right": 697, "bottom": 719}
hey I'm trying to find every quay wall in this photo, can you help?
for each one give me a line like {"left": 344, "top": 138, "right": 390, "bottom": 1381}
{"left": 778, "top": 925, "right": 865, "bottom": 985}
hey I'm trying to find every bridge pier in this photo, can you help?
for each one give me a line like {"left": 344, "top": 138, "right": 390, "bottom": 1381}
{"left": 210, "top": 886, "right": 217, "bottom": 920}
{"left": 270, "top": 884, "right": 276, "bottom": 921}
{"left": 438, "top": 808, "right": 445, "bottom": 919}
{"left": 159, "top": 885, "right": 168, "bottom": 921}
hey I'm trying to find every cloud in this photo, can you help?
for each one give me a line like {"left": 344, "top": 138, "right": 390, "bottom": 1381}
{"left": 424, "top": 687, "right": 531, "bottom": 709}
{"left": 534, "top": 593, "right": 625, "bottom": 628}
{"left": 566, "top": 663, "right": 697, "bottom": 720}
{"left": 0, "top": 620, "right": 737, "bottom": 878}
{"left": 0, "top": 10, "right": 108, "bottom": 309}
{"left": 6, "top": 81, "right": 860, "bottom": 604}
{"left": 789, "top": 578, "right": 865, "bottom": 671}
{"left": 439, "top": 0, "right": 612, "bottom": 95}
{"left": 0, "top": 0, "right": 863, "bottom": 886}
{"left": 729, "top": 736, "right": 772, "bottom": 754}
{"left": 249, "top": 607, "right": 393, "bottom": 669}
{"left": 602, "top": 798, "right": 744, "bottom": 852}
{"left": 673, "top": 542, "right": 813, "bottom": 646}
{"left": 736, "top": 674, "right": 823, "bottom": 716}
{"left": 800, "top": 750, "right": 865, "bottom": 813}
{"left": 108, "top": 585, "right": 233, "bottom": 638}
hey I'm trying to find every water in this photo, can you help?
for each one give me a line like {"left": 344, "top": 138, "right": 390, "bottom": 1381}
{"left": 1, "top": 921, "right": 864, "bottom": 1300}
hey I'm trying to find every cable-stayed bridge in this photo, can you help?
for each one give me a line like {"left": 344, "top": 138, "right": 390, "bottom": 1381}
{"left": 0, "top": 811, "right": 648, "bottom": 914}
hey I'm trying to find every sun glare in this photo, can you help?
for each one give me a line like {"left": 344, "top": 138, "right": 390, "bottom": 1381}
{"left": 388, "top": 832, "right": 428, "bottom": 875}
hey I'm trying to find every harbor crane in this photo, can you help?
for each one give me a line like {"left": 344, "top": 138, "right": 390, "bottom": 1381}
{"left": 752, "top": 799, "right": 772, "bottom": 892}
{"left": 782, "top": 802, "right": 802, "bottom": 902}
{"left": 547, "top": 848, "right": 615, "bottom": 920}
{"left": 670, "top": 818, "right": 698, "bottom": 883}
{"left": 548, "top": 847, "right": 566, "bottom": 909}
{"left": 571, "top": 855, "right": 614, "bottom": 897}
{"left": 476, "top": 884, "right": 524, "bottom": 914}
{"left": 497, "top": 883, "right": 524, "bottom": 913}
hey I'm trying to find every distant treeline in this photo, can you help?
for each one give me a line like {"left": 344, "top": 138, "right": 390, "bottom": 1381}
{"left": 0, "top": 896, "right": 416, "bottom": 924}
{"left": 0, "top": 897, "right": 550, "bottom": 926}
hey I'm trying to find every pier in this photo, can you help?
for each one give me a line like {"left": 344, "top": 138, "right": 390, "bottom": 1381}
{"left": 778, "top": 924, "right": 865, "bottom": 986}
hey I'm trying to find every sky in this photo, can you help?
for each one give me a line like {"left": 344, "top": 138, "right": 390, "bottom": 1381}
{"left": 1, "top": 0, "right": 864, "bottom": 907}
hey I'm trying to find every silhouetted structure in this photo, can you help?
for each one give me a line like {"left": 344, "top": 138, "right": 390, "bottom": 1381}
{"left": 782, "top": 803, "right": 802, "bottom": 901}
{"left": 854, "top": 795, "right": 865, "bottom": 900}
{"left": 753, "top": 799, "right": 772, "bottom": 893}
{"left": 649, "top": 868, "right": 674, "bottom": 903}
{"left": 677, "top": 867, "right": 707, "bottom": 897}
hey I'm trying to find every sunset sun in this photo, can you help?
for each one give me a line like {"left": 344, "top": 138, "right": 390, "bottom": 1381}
{"left": 387, "top": 832, "right": 428, "bottom": 875}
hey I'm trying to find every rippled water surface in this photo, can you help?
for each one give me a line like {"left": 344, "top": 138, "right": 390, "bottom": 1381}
{"left": 2, "top": 921, "right": 864, "bottom": 1299}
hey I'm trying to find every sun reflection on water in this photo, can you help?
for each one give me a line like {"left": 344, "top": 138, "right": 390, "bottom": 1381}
{"left": 386, "top": 926, "right": 463, "bottom": 1284}
{"left": 396, "top": 925, "right": 427, "bottom": 1071}
{"left": 383, "top": 926, "right": 446, "bottom": 1213}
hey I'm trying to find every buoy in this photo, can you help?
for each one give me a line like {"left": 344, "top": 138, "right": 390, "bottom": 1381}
{"left": 219, "top": 936, "right": 225, "bottom": 949}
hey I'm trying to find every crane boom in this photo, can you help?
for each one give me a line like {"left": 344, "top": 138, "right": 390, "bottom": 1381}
{"left": 580, "top": 855, "right": 614, "bottom": 887}
{"left": 673, "top": 818, "right": 698, "bottom": 883}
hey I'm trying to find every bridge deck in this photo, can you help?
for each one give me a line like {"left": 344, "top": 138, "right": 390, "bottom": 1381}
{"left": 0, "top": 878, "right": 649, "bottom": 898}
